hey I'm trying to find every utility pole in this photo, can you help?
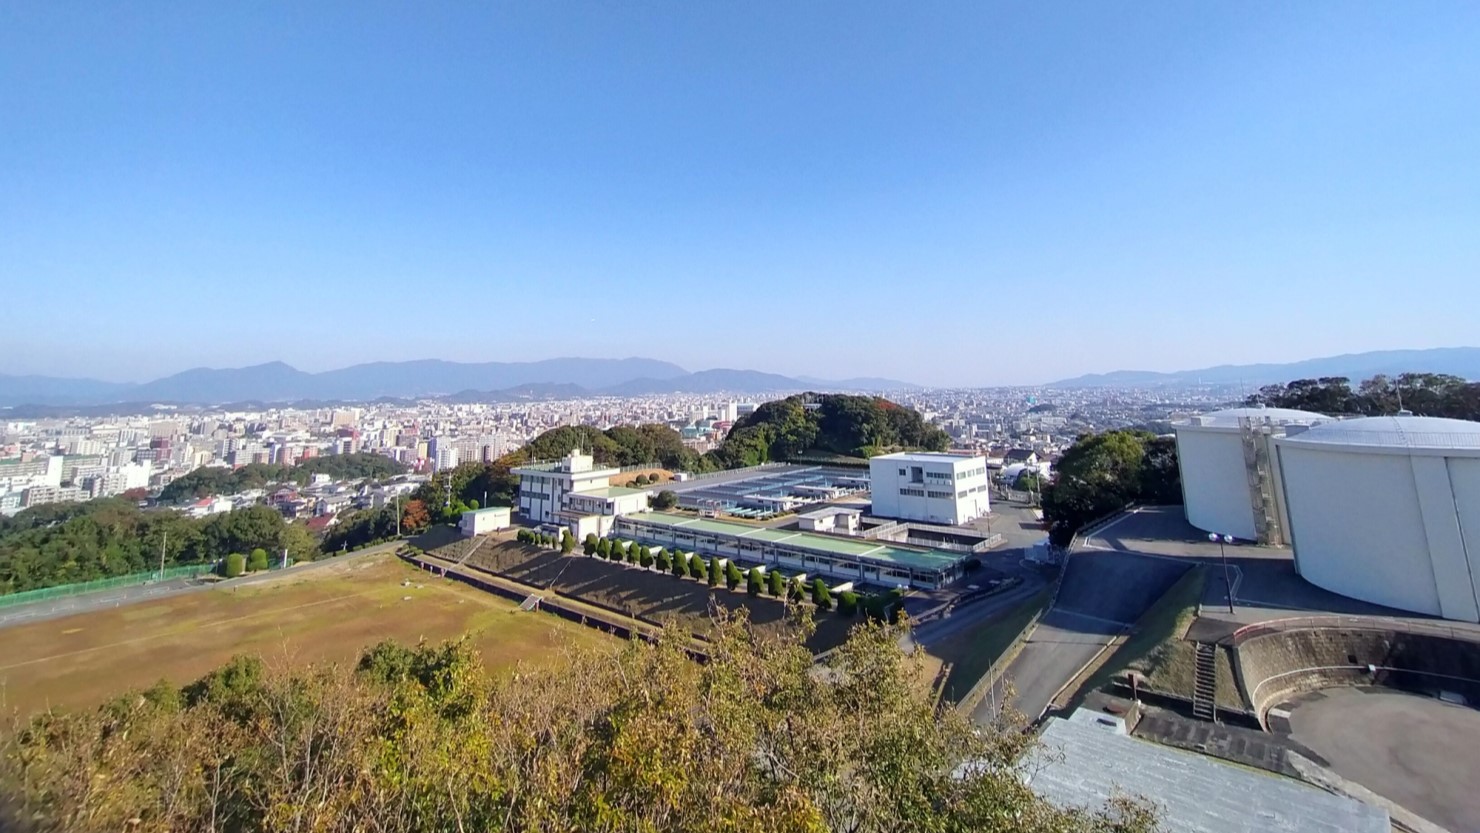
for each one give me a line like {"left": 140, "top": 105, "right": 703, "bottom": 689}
{"left": 158, "top": 531, "right": 168, "bottom": 580}
{"left": 395, "top": 493, "right": 401, "bottom": 539}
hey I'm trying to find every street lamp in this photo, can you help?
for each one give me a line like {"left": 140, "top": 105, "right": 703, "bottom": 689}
{"left": 1208, "top": 532, "right": 1235, "bottom": 615}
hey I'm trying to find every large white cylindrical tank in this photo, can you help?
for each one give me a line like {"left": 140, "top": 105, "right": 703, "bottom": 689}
{"left": 1275, "top": 416, "right": 1480, "bottom": 623}
{"left": 1174, "top": 407, "right": 1329, "bottom": 540}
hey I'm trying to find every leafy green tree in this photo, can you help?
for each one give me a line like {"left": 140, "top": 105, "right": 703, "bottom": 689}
{"left": 651, "top": 490, "right": 679, "bottom": 510}
{"left": 707, "top": 556, "right": 721, "bottom": 587}
{"left": 725, "top": 560, "right": 743, "bottom": 591}
{"left": 691, "top": 556, "right": 708, "bottom": 584}
{"left": 767, "top": 569, "right": 785, "bottom": 597}
{"left": 625, "top": 544, "right": 639, "bottom": 565}
{"left": 247, "top": 548, "right": 270, "bottom": 572}
{"left": 223, "top": 552, "right": 246, "bottom": 578}
{"left": 746, "top": 567, "right": 763, "bottom": 597}
{"left": 655, "top": 549, "right": 672, "bottom": 572}
{"left": 583, "top": 533, "right": 598, "bottom": 556}
{"left": 560, "top": 530, "right": 575, "bottom": 554}
{"left": 838, "top": 591, "right": 859, "bottom": 616}
{"left": 811, "top": 578, "right": 832, "bottom": 610}
{"left": 788, "top": 576, "right": 805, "bottom": 602}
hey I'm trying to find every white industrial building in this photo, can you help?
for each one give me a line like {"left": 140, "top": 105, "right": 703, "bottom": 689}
{"left": 1173, "top": 407, "right": 1330, "bottom": 543}
{"left": 868, "top": 452, "right": 990, "bottom": 526}
{"left": 459, "top": 506, "right": 512, "bottom": 537}
{"left": 1274, "top": 415, "right": 1480, "bottom": 623}
{"left": 512, "top": 449, "right": 652, "bottom": 538}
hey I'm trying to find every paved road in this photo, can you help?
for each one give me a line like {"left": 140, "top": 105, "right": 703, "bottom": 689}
{"left": 969, "top": 546, "right": 1191, "bottom": 724}
{"left": 0, "top": 540, "right": 406, "bottom": 631}
{"left": 973, "top": 608, "right": 1122, "bottom": 723}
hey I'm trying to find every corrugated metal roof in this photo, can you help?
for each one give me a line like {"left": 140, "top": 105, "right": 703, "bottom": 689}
{"left": 1023, "top": 716, "right": 1388, "bottom": 833}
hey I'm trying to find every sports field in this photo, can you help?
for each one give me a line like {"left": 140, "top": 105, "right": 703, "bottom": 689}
{"left": 0, "top": 554, "right": 612, "bottom": 718}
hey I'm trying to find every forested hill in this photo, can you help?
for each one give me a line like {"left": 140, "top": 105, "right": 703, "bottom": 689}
{"left": 708, "top": 394, "right": 949, "bottom": 467}
{"left": 1246, "top": 372, "right": 1480, "bottom": 418}
{"left": 159, "top": 453, "right": 409, "bottom": 503}
{"left": 0, "top": 500, "right": 318, "bottom": 595}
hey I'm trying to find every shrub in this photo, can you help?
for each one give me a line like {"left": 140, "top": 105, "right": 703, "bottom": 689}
{"left": 768, "top": 570, "right": 785, "bottom": 597}
{"left": 560, "top": 530, "right": 575, "bottom": 554}
{"left": 223, "top": 552, "right": 246, "bottom": 578}
{"left": 838, "top": 591, "right": 859, "bottom": 616}
{"left": 707, "top": 557, "right": 721, "bottom": 587}
{"left": 248, "top": 548, "right": 269, "bottom": 572}
{"left": 655, "top": 549, "right": 672, "bottom": 572}
{"left": 811, "top": 578, "right": 832, "bottom": 610}
{"left": 625, "top": 545, "right": 639, "bottom": 565}
{"left": 725, "top": 561, "right": 743, "bottom": 591}
{"left": 746, "top": 568, "right": 763, "bottom": 597}
{"left": 788, "top": 576, "right": 805, "bottom": 602}
{"left": 652, "top": 490, "right": 679, "bottom": 510}
{"left": 583, "top": 533, "right": 598, "bottom": 555}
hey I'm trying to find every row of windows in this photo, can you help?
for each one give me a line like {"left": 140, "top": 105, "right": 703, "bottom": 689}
{"left": 926, "top": 490, "right": 953, "bottom": 499}
{"left": 926, "top": 471, "right": 952, "bottom": 480}
{"left": 956, "top": 484, "right": 989, "bottom": 497}
{"left": 899, "top": 487, "right": 926, "bottom": 497}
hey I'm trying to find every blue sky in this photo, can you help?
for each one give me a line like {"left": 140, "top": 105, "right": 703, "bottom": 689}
{"left": 2, "top": 2, "right": 1477, "bottom": 387}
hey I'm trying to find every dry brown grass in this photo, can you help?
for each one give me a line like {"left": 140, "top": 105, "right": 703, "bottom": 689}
{"left": 0, "top": 554, "right": 612, "bottom": 718}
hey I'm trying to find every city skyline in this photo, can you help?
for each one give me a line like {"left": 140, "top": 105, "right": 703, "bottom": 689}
{"left": 4, "top": 3, "right": 1479, "bottom": 386}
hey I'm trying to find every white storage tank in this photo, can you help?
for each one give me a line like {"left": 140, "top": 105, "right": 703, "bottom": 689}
{"left": 1274, "top": 416, "right": 1480, "bottom": 622}
{"left": 1174, "top": 407, "right": 1330, "bottom": 541}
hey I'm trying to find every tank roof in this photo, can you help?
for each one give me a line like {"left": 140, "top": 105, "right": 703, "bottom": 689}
{"left": 1280, "top": 415, "right": 1480, "bottom": 451}
{"left": 1178, "top": 406, "right": 1330, "bottom": 429}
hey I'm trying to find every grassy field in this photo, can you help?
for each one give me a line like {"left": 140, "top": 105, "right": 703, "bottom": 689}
{"left": 1073, "top": 565, "right": 1242, "bottom": 710}
{"left": 0, "top": 554, "right": 612, "bottom": 718}
{"left": 461, "top": 541, "right": 858, "bottom": 653}
{"left": 930, "top": 586, "right": 1054, "bottom": 705}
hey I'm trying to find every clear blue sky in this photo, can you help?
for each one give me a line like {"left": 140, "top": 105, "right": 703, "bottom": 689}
{"left": 2, "top": 2, "right": 1477, "bottom": 387}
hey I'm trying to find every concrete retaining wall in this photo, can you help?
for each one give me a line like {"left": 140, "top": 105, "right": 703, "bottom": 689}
{"left": 1236, "top": 627, "right": 1480, "bottom": 724}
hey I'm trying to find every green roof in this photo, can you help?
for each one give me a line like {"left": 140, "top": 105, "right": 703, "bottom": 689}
{"left": 621, "top": 511, "right": 962, "bottom": 572}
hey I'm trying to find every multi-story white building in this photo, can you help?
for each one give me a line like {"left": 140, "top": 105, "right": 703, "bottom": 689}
{"left": 868, "top": 451, "right": 990, "bottom": 526}
{"left": 512, "top": 449, "right": 626, "bottom": 526}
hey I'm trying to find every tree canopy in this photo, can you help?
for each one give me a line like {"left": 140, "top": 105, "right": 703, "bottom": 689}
{"left": 1040, "top": 430, "right": 1182, "bottom": 546}
{"left": 159, "top": 453, "right": 408, "bottom": 502}
{"left": 0, "top": 500, "right": 318, "bottom": 594}
{"left": 706, "top": 394, "right": 949, "bottom": 467}
{"left": 0, "top": 613, "right": 1156, "bottom": 833}
{"left": 1246, "top": 372, "right": 1480, "bottom": 419}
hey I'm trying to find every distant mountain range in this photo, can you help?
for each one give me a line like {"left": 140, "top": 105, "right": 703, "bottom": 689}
{"left": 0, "top": 359, "right": 918, "bottom": 409}
{"left": 1047, "top": 347, "right": 1480, "bottom": 388}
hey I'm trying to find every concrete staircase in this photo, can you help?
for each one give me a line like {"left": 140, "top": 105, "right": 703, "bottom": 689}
{"left": 1193, "top": 642, "right": 1218, "bottom": 722}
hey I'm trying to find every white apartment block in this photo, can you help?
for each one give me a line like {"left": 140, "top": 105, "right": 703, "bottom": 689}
{"left": 868, "top": 452, "right": 991, "bottom": 526}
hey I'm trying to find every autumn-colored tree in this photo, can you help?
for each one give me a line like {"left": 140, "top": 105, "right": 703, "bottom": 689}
{"left": 400, "top": 499, "right": 431, "bottom": 533}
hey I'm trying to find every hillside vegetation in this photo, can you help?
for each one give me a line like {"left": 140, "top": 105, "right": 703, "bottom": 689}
{"left": 0, "top": 616, "right": 1156, "bottom": 833}
{"left": 1247, "top": 372, "right": 1480, "bottom": 419}
{"left": 709, "top": 394, "right": 950, "bottom": 467}
{"left": 0, "top": 500, "right": 318, "bottom": 594}
{"left": 159, "top": 452, "right": 408, "bottom": 503}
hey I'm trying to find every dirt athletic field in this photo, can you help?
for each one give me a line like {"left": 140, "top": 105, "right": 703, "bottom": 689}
{"left": 0, "top": 554, "right": 612, "bottom": 718}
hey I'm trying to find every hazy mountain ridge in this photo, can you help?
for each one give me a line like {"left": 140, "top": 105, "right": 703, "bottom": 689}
{"left": 0, "top": 359, "right": 915, "bottom": 408}
{"left": 1047, "top": 347, "right": 1480, "bottom": 388}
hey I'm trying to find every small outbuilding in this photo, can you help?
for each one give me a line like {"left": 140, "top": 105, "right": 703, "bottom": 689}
{"left": 459, "top": 506, "right": 512, "bottom": 537}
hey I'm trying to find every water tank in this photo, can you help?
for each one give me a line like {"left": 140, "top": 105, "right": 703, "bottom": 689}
{"left": 1174, "top": 407, "right": 1329, "bottom": 541}
{"left": 1274, "top": 416, "right": 1480, "bottom": 622}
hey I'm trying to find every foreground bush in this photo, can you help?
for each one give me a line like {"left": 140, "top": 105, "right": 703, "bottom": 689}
{"left": 0, "top": 612, "right": 1156, "bottom": 833}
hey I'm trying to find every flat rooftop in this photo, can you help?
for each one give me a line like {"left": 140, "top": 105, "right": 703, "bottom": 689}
{"left": 870, "top": 451, "right": 983, "bottom": 464}
{"left": 1024, "top": 716, "right": 1387, "bottom": 833}
{"left": 577, "top": 485, "right": 650, "bottom": 499}
{"left": 620, "top": 511, "right": 962, "bottom": 572}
